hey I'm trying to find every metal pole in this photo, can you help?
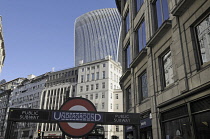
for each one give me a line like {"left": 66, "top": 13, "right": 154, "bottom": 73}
{"left": 62, "top": 132, "right": 65, "bottom": 139}
{"left": 5, "top": 121, "right": 13, "bottom": 139}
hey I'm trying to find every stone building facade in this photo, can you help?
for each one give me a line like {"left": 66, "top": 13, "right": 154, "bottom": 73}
{"left": 9, "top": 75, "right": 47, "bottom": 139}
{"left": 116, "top": 0, "right": 210, "bottom": 138}
{"left": 0, "top": 78, "right": 24, "bottom": 137}
{"left": 76, "top": 56, "right": 124, "bottom": 139}
{"left": 34, "top": 67, "right": 78, "bottom": 138}
{"left": 0, "top": 16, "right": 5, "bottom": 73}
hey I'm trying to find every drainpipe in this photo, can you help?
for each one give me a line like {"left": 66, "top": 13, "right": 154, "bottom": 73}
{"left": 150, "top": 47, "right": 160, "bottom": 139}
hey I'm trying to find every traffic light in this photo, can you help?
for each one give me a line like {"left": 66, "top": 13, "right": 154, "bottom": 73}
{"left": 38, "top": 129, "right": 41, "bottom": 137}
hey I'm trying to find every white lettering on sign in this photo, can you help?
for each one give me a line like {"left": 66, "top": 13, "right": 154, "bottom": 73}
{"left": 141, "top": 121, "right": 146, "bottom": 126}
{"left": 53, "top": 112, "right": 102, "bottom": 122}
{"left": 114, "top": 114, "right": 131, "bottom": 123}
{"left": 20, "top": 111, "right": 39, "bottom": 120}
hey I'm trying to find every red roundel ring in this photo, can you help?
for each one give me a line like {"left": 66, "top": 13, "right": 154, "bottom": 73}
{"left": 58, "top": 97, "right": 97, "bottom": 137}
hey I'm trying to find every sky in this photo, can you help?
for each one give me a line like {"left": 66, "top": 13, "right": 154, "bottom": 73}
{"left": 0, "top": 0, "right": 118, "bottom": 81}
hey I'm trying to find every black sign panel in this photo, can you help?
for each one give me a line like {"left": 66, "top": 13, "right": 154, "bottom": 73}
{"left": 51, "top": 111, "right": 103, "bottom": 123}
{"left": 9, "top": 108, "right": 50, "bottom": 122}
{"left": 140, "top": 118, "right": 152, "bottom": 128}
{"left": 104, "top": 112, "right": 140, "bottom": 125}
{"left": 8, "top": 108, "right": 141, "bottom": 125}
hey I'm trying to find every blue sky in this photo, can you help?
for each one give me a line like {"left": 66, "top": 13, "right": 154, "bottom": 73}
{"left": 0, "top": 0, "right": 118, "bottom": 81}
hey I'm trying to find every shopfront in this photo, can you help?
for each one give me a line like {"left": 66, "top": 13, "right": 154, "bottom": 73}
{"left": 139, "top": 117, "right": 152, "bottom": 139}
{"left": 125, "top": 126, "right": 134, "bottom": 139}
{"left": 160, "top": 95, "right": 210, "bottom": 139}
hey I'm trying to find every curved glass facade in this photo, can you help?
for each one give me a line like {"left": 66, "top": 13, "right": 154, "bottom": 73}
{"left": 74, "top": 8, "right": 121, "bottom": 66}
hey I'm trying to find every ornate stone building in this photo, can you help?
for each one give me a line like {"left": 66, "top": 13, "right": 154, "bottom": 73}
{"left": 0, "top": 16, "right": 5, "bottom": 73}
{"left": 116, "top": 0, "right": 210, "bottom": 138}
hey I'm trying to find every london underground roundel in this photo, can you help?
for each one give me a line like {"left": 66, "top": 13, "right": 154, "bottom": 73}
{"left": 58, "top": 97, "right": 97, "bottom": 137}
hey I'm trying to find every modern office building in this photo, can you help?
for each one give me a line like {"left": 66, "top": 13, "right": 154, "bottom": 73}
{"left": 0, "top": 78, "right": 24, "bottom": 137}
{"left": 116, "top": 0, "right": 210, "bottom": 139}
{"left": 76, "top": 56, "right": 124, "bottom": 139}
{"left": 74, "top": 8, "right": 121, "bottom": 66}
{"left": 0, "top": 16, "right": 5, "bottom": 73}
{"left": 34, "top": 67, "right": 78, "bottom": 138}
{"left": 9, "top": 75, "right": 47, "bottom": 139}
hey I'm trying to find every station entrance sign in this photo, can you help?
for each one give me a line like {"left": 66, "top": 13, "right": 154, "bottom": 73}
{"left": 6, "top": 98, "right": 142, "bottom": 139}
{"left": 57, "top": 97, "right": 97, "bottom": 137}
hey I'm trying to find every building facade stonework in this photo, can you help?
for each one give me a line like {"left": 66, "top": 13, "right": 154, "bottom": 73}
{"left": 0, "top": 16, "right": 5, "bottom": 73}
{"left": 9, "top": 75, "right": 47, "bottom": 139}
{"left": 116, "top": 0, "right": 210, "bottom": 139}
{"left": 34, "top": 67, "right": 78, "bottom": 139}
{"left": 76, "top": 56, "right": 124, "bottom": 139}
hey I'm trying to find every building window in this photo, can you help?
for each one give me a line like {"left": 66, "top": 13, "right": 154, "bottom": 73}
{"left": 110, "top": 72, "right": 113, "bottom": 79}
{"left": 95, "top": 103, "right": 98, "bottom": 109}
{"left": 137, "top": 21, "right": 146, "bottom": 52}
{"left": 195, "top": 14, "right": 210, "bottom": 64}
{"left": 87, "top": 74, "right": 90, "bottom": 81}
{"left": 116, "top": 125, "right": 119, "bottom": 132}
{"left": 102, "top": 102, "right": 105, "bottom": 109}
{"left": 102, "top": 82, "right": 105, "bottom": 89}
{"left": 91, "top": 84, "right": 94, "bottom": 90}
{"left": 102, "top": 71, "right": 105, "bottom": 79}
{"left": 110, "top": 103, "right": 112, "bottom": 109}
{"left": 96, "top": 83, "right": 99, "bottom": 90}
{"left": 125, "top": 44, "right": 131, "bottom": 68}
{"left": 92, "top": 73, "right": 95, "bottom": 81}
{"left": 153, "top": 0, "right": 169, "bottom": 30}
{"left": 138, "top": 72, "right": 148, "bottom": 102}
{"left": 95, "top": 93, "right": 98, "bottom": 99}
{"left": 86, "top": 95, "right": 88, "bottom": 99}
{"left": 86, "top": 85, "right": 89, "bottom": 91}
{"left": 125, "top": 11, "right": 130, "bottom": 33}
{"left": 90, "top": 94, "right": 93, "bottom": 100}
{"left": 115, "top": 94, "right": 119, "bottom": 99}
{"left": 91, "top": 66, "right": 95, "bottom": 70}
{"left": 116, "top": 104, "right": 119, "bottom": 110}
{"left": 103, "top": 63, "right": 106, "bottom": 67}
{"left": 136, "top": 0, "right": 144, "bottom": 12}
{"left": 81, "top": 75, "right": 84, "bottom": 83}
{"left": 80, "top": 86, "right": 83, "bottom": 92}
{"left": 162, "top": 50, "right": 174, "bottom": 87}
{"left": 87, "top": 67, "right": 90, "bottom": 70}
{"left": 96, "top": 72, "right": 99, "bottom": 80}
{"left": 126, "top": 86, "right": 132, "bottom": 111}
{"left": 97, "top": 65, "right": 99, "bottom": 68}
{"left": 111, "top": 83, "right": 113, "bottom": 89}
{"left": 102, "top": 92, "right": 105, "bottom": 98}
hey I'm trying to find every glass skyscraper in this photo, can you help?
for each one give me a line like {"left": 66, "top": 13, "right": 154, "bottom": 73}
{"left": 74, "top": 8, "right": 121, "bottom": 66}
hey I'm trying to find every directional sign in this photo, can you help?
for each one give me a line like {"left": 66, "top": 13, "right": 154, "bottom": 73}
{"left": 52, "top": 111, "right": 103, "bottom": 123}
{"left": 58, "top": 97, "right": 97, "bottom": 138}
{"left": 7, "top": 98, "right": 142, "bottom": 138}
{"left": 104, "top": 112, "right": 140, "bottom": 125}
{"left": 8, "top": 109, "right": 50, "bottom": 122}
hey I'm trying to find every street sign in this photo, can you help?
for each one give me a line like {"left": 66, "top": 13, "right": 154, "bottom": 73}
{"left": 104, "top": 112, "right": 140, "bottom": 125}
{"left": 6, "top": 98, "right": 142, "bottom": 138}
{"left": 52, "top": 111, "right": 103, "bottom": 123}
{"left": 58, "top": 97, "right": 97, "bottom": 138}
{"left": 8, "top": 109, "right": 50, "bottom": 122}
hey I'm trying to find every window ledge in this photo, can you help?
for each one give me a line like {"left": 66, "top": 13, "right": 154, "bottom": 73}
{"left": 130, "top": 48, "right": 147, "bottom": 68}
{"left": 147, "top": 20, "right": 172, "bottom": 47}
{"left": 171, "top": 0, "right": 195, "bottom": 16}
{"left": 120, "top": 68, "right": 131, "bottom": 83}
{"left": 137, "top": 97, "right": 150, "bottom": 106}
